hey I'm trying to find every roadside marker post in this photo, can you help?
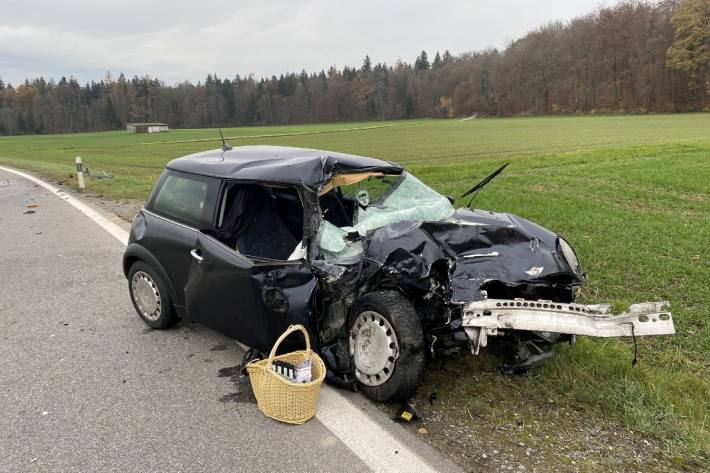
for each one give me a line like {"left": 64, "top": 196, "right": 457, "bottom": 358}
{"left": 75, "top": 156, "right": 85, "bottom": 190}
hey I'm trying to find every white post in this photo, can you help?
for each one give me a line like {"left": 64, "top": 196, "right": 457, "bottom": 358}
{"left": 75, "top": 156, "right": 85, "bottom": 190}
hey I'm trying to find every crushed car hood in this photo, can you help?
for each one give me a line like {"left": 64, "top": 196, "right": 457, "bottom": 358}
{"left": 362, "top": 208, "right": 583, "bottom": 302}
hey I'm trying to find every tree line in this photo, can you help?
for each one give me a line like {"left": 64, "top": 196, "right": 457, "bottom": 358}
{"left": 0, "top": 0, "right": 707, "bottom": 136}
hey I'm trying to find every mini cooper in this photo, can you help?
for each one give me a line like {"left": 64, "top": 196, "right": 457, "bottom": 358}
{"left": 123, "top": 145, "right": 675, "bottom": 401}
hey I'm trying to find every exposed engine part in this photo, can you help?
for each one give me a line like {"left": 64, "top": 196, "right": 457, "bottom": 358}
{"left": 429, "top": 335, "right": 438, "bottom": 356}
{"left": 464, "top": 326, "right": 497, "bottom": 355}
{"left": 501, "top": 338, "right": 556, "bottom": 374}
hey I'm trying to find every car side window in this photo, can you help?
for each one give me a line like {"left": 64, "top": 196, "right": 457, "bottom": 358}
{"left": 207, "top": 183, "right": 306, "bottom": 261}
{"left": 150, "top": 173, "right": 208, "bottom": 227}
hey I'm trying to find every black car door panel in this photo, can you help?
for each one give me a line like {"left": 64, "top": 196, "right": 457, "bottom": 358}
{"left": 185, "top": 233, "right": 316, "bottom": 352}
{"left": 140, "top": 210, "right": 198, "bottom": 308}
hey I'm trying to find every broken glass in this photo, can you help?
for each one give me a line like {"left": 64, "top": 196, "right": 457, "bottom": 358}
{"left": 318, "top": 221, "right": 364, "bottom": 263}
{"left": 318, "top": 172, "right": 454, "bottom": 262}
{"left": 354, "top": 173, "right": 454, "bottom": 234}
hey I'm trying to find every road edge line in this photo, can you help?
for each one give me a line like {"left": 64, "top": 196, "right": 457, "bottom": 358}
{"left": 0, "top": 166, "right": 129, "bottom": 245}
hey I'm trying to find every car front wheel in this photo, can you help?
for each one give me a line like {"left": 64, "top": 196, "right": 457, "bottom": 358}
{"left": 349, "top": 291, "right": 425, "bottom": 402}
{"left": 128, "top": 261, "right": 178, "bottom": 330}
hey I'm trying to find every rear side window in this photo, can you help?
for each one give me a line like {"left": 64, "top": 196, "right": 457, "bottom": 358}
{"left": 150, "top": 173, "right": 209, "bottom": 227}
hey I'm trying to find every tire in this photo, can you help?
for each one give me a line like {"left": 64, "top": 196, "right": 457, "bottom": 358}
{"left": 128, "top": 261, "right": 178, "bottom": 330}
{"left": 349, "top": 290, "right": 425, "bottom": 402}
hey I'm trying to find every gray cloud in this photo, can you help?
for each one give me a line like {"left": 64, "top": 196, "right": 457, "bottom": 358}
{"left": 0, "top": 0, "right": 604, "bottom": 85}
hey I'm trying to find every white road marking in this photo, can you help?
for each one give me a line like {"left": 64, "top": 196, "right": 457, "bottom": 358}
{"left": 0, "top": 166, "right": 128, "bottom": 245}
{"left": 1, "top": 165, "right": 444, "bottom": 473}
{"left": 318, "top": 388, "right": 438, "bottom": 473}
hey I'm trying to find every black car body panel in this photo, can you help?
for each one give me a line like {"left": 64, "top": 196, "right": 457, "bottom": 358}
{"left": 185, "top": 232, "right": 317, "bottom": 352}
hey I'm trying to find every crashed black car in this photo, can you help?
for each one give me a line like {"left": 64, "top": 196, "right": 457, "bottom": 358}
{"left": 123, "top": 145, "right": 675, "bottom": 401}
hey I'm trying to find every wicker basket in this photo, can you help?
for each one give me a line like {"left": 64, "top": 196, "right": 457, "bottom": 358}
{"left": 246, "top": 324, "right": 326, "bottom": 424}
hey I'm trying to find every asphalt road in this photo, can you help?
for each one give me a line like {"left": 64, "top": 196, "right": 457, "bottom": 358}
{"left": 0, "top": 168, "right": 459, "bottom": 473}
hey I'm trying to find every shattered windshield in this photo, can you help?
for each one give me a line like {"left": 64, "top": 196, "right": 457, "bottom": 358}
{"left": 318, "top": 172, "right": 455, "bottom": 262}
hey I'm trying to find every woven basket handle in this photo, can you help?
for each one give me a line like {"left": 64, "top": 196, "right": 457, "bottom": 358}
{"left": 267, "top": 324, "right": 311, "bottom": 366}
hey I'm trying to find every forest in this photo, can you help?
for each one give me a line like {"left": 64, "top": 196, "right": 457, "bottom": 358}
{"left": 0, "top": 0, "right": 707, "bottom": 135}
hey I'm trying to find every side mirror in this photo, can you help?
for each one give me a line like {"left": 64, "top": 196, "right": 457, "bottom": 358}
{"left": 445, "top": 195, "right": 455, "bottom": 205}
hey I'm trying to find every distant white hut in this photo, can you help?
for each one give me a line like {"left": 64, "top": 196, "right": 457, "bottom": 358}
{"left": 126, "top": 122, "right": 169, "bottom": 133}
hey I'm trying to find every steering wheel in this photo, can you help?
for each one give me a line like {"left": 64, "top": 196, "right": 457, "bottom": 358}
{"left": 321, "top": 191, "right": 351, "bottom": 227}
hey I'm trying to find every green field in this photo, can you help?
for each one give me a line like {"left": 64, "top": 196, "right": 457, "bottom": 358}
{"left": 1, "top": 115, "right": 708, "bottom": 470}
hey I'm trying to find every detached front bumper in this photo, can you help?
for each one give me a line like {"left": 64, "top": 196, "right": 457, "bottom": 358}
{"left": 461, "top": 298, "right": 674, "bottom": 354}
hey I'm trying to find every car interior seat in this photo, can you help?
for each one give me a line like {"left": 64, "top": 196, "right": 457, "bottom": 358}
{"left": 236, "top": 206, "right": 299, "bottom": 260}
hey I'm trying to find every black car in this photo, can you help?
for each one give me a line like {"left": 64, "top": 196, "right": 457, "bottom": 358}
{"left": 123, "top": 145, "right": 674, "bottom": 401}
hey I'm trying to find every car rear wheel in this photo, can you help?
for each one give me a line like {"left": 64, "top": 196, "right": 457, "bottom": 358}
{"left": 128, "top": 261, "right": 178, "bottom": 330}
{"left": 349, "top": 291, "right": 425, "bottom": 402}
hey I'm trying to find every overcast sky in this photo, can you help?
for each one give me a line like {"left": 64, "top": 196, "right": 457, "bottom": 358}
{"left": 0, "top": 0, "right": 607, "bottom": 86}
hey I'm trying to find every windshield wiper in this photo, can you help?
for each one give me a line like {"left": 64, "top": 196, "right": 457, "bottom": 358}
{"left": 461, "top": 163, "right": 509, "bottom": 207}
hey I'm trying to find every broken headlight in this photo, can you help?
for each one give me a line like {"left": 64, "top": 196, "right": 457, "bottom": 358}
{"left": 557, "top": 237, "right": 585, "bottom": 279}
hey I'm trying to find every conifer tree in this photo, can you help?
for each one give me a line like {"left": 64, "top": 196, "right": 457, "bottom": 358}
{"left": 414, "top": 51, "right": 430, "bottom": 71}
{"left": 362, "top": 55, "right": 372, "bottom": 72}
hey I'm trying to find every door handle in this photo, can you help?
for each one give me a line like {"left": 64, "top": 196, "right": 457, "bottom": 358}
{"left": 190, "top": 249, "right": 204, "bottom": 262}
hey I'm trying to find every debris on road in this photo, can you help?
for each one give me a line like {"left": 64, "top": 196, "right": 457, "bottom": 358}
{"left": 23, "top": 210, "right": 35, "bottom": 215}
{"left": 428, "top": 392, "right": 438, "bottom": 406}
{"left": 393, "top": 402, "right": 420, "bottom": 423}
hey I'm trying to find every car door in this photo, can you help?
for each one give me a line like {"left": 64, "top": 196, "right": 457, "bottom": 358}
{"left": 142, "top": 170, "right": 219, "bottom": 308}
{"left": 184, "top": 232, "right": 316, "bottom": 352}
{"left": 137, "top": 209, "right": 198, "bottom": 308}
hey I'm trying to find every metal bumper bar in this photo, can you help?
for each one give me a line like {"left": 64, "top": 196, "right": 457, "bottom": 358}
{"left": 462, "top": 299, "right": 675, "bottom": 338}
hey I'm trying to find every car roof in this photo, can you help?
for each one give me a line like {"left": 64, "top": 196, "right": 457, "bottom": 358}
{"left": 166, "top": 145, "right": 403, "bottom": 188}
